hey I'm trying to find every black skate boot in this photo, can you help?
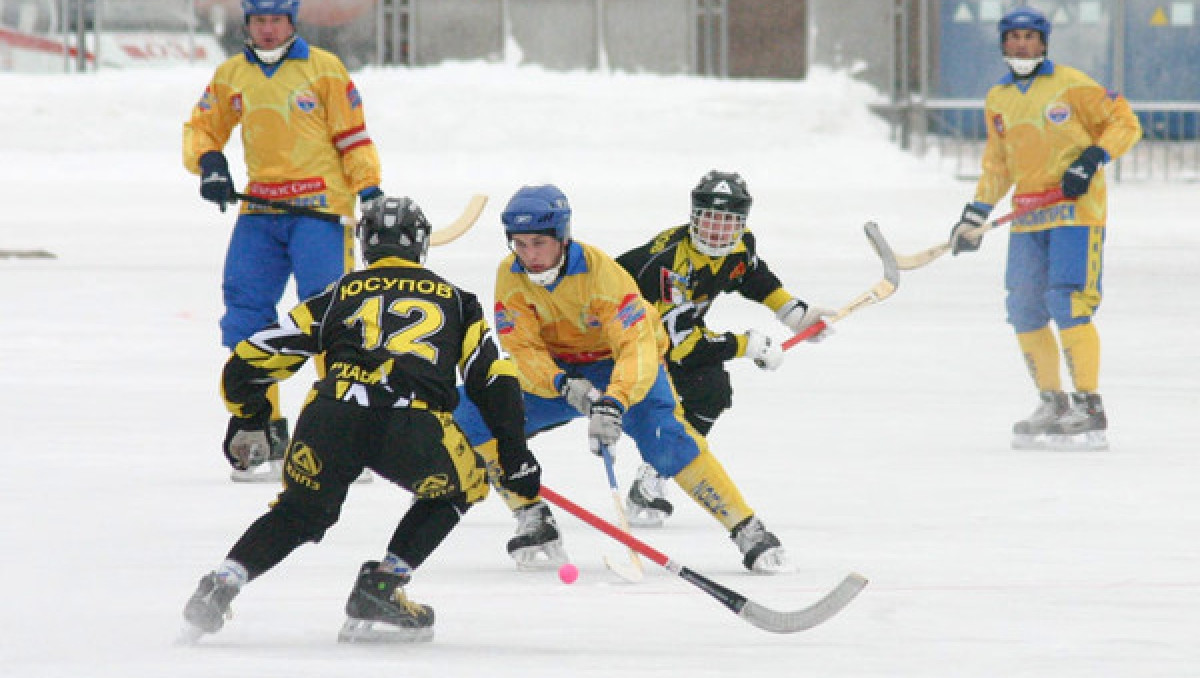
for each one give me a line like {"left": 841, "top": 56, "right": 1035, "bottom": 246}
{"left": 338, "top": 561, "right": 434, "bottom": 643}
{"left": 1046, "top": 392, "right": 1109, "bottom": 450}
{"left": 625, "top": 463, "right": 674, "bottom": 528}
{"left": 506, "top": 500, "right": 568, "bottom": 570}
{"left": 1011, "top": 390, "right": 1069, "bottom": 450}
{"left": 731, "top": 515, "right": 792, "bottom": 574}
{"left": 182, "top": 572, "right": 241, "bottom": 635}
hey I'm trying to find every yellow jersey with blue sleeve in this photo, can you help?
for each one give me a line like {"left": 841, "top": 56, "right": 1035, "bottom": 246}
{"left": 493, "top": 241, "right": 668, "bottom": 411}
{"left": 975, "top": 60, "right": 1141, "bottom": 231}
{"left": 182, "top": 38, "right": 381, "bottom": 219}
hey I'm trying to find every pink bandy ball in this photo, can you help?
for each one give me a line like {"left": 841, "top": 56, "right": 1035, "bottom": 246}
{"left": 558, "top": 562, "right": 579, "bottom": 584}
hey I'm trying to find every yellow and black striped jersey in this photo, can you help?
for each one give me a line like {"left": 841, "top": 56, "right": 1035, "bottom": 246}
{"left": 617, "top": 226, "right": 796, "bottom": 368}
{"left": 223, "top": 256, "right": 525, "bottom": 445}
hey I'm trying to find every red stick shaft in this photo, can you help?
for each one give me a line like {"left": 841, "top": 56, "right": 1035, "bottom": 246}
{"left": 540, "top": 486, "right": 670, "bottom": 567}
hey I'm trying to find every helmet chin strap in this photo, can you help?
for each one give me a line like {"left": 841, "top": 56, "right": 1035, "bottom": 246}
{"left": 248, "top": 34, "right": 296, "bottom": 65}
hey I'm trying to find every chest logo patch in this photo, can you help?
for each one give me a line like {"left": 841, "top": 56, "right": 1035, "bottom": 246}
{"left": 660, "top": 267, "right": 690, "bottom": 305}
{"left": 295, "top": 90, "right": 318, "bottom": 113}
{"left": 1045, "top": 102, "right": 1070, "bottom": 124}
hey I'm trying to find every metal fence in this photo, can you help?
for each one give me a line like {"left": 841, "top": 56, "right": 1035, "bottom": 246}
{"left": 0, "top": 0, "right": 224, "bottom": 71}
{"left": 853, "top": 0, "right": 1200, "bottom": 183}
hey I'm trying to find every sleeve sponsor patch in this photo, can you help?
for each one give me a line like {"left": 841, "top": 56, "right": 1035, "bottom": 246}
{"left": 196, "top": 86, "right": 215, "bottom": 112}
{"left": 494, "top": 302, "right": 515, "bottom": 335}
{"left": 347, "top": 82, "right": 363, "bottom": 109}
{"left": 616, "top": 293, "right": 646, "bottom": 329}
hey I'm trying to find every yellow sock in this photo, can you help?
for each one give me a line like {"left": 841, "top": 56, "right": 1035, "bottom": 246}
{"left": 1060, "top": 322, "right": 1100, "bottom": 393}
{"left": 475, "top": 439, "right": 538, "bottom": 511}
{"left": 672, "top": 449, "right": 753, "bottom": 531}
{"left": 1016, "top": 327, "right": 1061, "bottom": 392}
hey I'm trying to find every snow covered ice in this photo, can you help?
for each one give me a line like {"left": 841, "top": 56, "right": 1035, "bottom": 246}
{"left": 1, "top": 62, "right": 1197, "bottom": 677}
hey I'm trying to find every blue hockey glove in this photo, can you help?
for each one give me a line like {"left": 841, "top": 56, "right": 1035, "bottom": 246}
{"left": 199, "top": 151, "right": 235, "bottom": 212}
{"left": 1061, "top": 146, "right": 1107, "bottom": 199}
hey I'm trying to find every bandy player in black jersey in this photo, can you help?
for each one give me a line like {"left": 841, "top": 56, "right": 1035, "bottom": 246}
{"left": 616, "top": 171, "right": 832, "bottom": 526}
{"left": 181, "top": 196, "right": 540, "bottom": 644}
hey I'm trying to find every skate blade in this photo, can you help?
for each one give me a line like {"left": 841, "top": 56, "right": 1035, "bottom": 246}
{"left": 1045, "top": 431, "right": 1109, "bottom": 451}
{"left": 337, "top": 618, "right": 433, "bottom": 643}
{"left": 625, "top": 505, "right": 668, "bottom": 528}
{"left": 175, "top": 624, "right": 207, "bottom": 646}
{"left": 230, "top": 461, "right": 282, "bottom": 483}
{"left": 511, "top": 543, "right": 569, "bottom": 571}
{"left": 1011, "top": 434, "right": 1048, "bottom": 450}
{"left": 749, "top": 548, "right": 796, "bottom": 575}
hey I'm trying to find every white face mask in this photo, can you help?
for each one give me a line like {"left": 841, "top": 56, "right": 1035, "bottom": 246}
{"left": 1005, "top": 56, "right": 1044, "bottom": 77}
{"left": 523, "top": 254, "right": 565, "bottom": 287}
{"left": 249, "top": 35, "right": 296, "bottom": 65}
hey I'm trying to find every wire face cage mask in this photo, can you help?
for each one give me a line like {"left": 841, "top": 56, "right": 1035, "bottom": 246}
{"left": 689, "top": 208, "right": 746, "bottom": 257}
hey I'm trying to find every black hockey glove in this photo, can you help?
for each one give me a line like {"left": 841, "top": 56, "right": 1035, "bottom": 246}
{"left": 199, "top": 151, "right": 235, "bottom": 212}
{"left": 222, "top": 412, "right": 276, "bottom": 471}
{"left": 949, "top": 203, "right": 988, "bottom": 255}
{"left": 1061, "top": 146, "right": 1107, "bottom": 199}
{"left": 496, "top": 442, "right": 542, "bottom": 500}
{"left": 588, "top": 396, "right": 624, "bottom": 456}
{"left": 358, "top": 186, "right": 384, "bottom": 215}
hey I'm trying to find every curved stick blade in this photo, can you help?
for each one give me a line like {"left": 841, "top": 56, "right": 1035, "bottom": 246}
{"left": 431, "top": 194, "right": 488, "bottom": 246}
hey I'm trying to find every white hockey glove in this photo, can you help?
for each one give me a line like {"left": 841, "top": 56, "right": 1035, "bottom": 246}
{"left": 558, "top": 375, "right": 602, "bottom": 415}
{"left": 949, "top": 203, "right": 988, "bottom": 255}
{"left": 776, "top": 299, "right": 836, "bottom": 343}
{"left": 742, "top": 329, "right": 784, "bottom": 371}
{"left": 588, "top": 396, "right": 624, "bottom": 455}
{"left": 222, "top": 414, "right": 276, "bottom": 471}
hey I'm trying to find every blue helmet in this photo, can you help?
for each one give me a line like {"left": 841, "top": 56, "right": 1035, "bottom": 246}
{"left": 501, "top": 185, "right": 572, "bottom": 242}
{"left": 242, "top": 0, "right": 300, "bottom": 23}
{"left": 998, "top": 6, "right": 1051, "bottom": 44}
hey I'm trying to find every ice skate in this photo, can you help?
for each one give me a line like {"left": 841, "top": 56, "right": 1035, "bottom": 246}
{"left": 230, "top": 418, "right": 288, "bottom": 483}
{"left": 731, "top": 515, "right": 793, "bottom": 574}
{"left": 507, "top": 500, "right": 568, "bottom": 570}
{"left": 182, "top": 571, "right": 241, "bottom": 637}
{"left": 338, "top": 561, "right": 434, "bottom": 643}
{"left": 625, "top": 463, "right": 674, "bottom": 528}
{"left": 1011, "top": 390, "right": 1069, "bottom": 450}
{"left": 1045, "top": 392, "right": 1109, "bottom": 450}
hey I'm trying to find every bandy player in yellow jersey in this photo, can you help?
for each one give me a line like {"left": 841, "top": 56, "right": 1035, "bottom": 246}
{"left": 948, "top": 6, "right": 1141, "bottom": 450}
{"left": 183, "top": 0, "right": 383, "bottom": 481}
{"left": 452, "top": 185, "right": 793, "bottom": 574}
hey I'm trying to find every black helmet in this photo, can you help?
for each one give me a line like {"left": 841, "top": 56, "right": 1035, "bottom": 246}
{"left": 691, "top": 170, "right": 752, "bottom": 215}
{"left": 357, "top": 196, "right": 431, "bottom": 264}
{"left": 689, "top": 171, "right": 752, "bottom": 256}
